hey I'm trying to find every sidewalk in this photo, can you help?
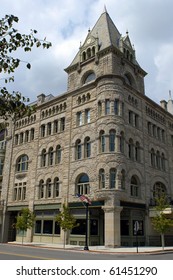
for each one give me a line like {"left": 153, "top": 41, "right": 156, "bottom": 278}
{"left": 8, "top": 241, "right": 173, "bottom": 254}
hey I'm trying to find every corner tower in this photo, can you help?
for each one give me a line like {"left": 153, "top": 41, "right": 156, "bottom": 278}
{"left": 65, "top": 9, "right": 147, "bottom": 94}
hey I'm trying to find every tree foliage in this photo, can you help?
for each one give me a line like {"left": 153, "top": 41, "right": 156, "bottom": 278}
{"left": 15, "top": 208, "right": 35, "bottom": 232}
{"left": 55, "top": 204, "right": 77, "bottom": 232}
{"left": 0, "top": 14, "right": 52, "bottom": 120}
{"left": 151, "top": 195, "right": 173, "bottom": 249}
{"left": 55, "top": 204, "right": 77, "bottom": 248}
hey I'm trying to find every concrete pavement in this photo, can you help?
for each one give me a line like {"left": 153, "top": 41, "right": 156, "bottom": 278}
{"left": 8, "top": 241, "right": 173, "bottom": 254}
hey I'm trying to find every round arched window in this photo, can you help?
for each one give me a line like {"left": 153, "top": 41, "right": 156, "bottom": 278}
{"left": 84, "top": 72, "right": 96, "bottom": 84}
{"left": 77, "top": 173, "right": 90, "bottom": 195}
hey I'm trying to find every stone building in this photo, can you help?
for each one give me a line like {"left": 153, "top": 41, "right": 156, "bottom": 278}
{"left": 1, "top": 9, "right": 173, "bottom": 247}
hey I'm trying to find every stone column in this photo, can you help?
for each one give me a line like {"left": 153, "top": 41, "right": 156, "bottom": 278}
{"left": 102, "top": 205, "right": 123, "bottom": 247}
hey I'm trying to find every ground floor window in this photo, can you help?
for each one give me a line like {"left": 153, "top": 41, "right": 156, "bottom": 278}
{"left": 71, "top": 219, "right": 98, "bottom": 236}
{"left": 34, "top": 210, "right": 60, "bottom": 235}
{"left": 121, "top": 220, "right": 129, "bottom": 235}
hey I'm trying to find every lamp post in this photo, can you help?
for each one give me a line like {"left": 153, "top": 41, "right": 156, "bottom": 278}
{"left": 84, "top": 202, "right": 89, "bottom": 250}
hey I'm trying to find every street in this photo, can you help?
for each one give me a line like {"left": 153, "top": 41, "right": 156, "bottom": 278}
{"left": 0, "top": 243, "right": 173, "bottom": 260}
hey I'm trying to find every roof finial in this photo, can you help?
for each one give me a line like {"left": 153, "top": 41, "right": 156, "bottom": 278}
{"left": 169, "top": 90, "right": 172, "bottom": 100}
{"left": 103, "top": 5, "right": 107, "bottom": 13}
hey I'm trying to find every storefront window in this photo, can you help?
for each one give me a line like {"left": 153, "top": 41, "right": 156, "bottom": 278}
{"left": 90, "top": 219, "right": 98, "bottom": 235}
{"left": 43, "top": 220, "right": 53, "bottom": 234}
{"left": 35, "top": 220, "right": 41, "bottom": 233}
{"left": 121, "top": 220, "right": 129, "bottom": 235}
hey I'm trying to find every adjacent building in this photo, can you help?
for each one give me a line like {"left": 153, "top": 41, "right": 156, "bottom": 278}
{"left": 1, "top": 9, "right": 173, "bottom": 247}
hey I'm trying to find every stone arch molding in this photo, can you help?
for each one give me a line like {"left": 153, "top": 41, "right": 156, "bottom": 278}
{"left": 70, "top": 165, "right": 94, "bottom": 185}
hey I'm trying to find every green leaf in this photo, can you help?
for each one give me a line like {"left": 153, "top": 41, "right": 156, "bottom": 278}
{"left": 26, "top": 63, "right": 31, "bottom": 69}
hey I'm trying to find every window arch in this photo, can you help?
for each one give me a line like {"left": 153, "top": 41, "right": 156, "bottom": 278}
{"left": 76, "top": 173, "right": 90, "bottom": 195}
{"left": 83, "top": 72, "right": 96, "bottom": 84}
{"left": 16, "top": 155, "right": 29, "bottom": 172}
{"left": 130, "top": 175, "right": 140, "bottom": 197}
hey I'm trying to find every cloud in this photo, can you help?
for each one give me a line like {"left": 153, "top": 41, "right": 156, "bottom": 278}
{"left": 1, "top": 0, "right": 173, "bottom": 104}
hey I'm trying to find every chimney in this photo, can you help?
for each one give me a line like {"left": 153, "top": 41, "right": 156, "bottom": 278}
{"left": 160, "top": 100, "right": 167, "bottom": 111}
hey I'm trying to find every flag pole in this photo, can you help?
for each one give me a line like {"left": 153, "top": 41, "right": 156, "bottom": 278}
{"left": 84, "top": 202, "right": 89, "bottom": 250}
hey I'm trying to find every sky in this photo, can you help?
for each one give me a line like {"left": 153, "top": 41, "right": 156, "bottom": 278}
{"left": 1, "top": 0, "right": 173, "bottom": 105}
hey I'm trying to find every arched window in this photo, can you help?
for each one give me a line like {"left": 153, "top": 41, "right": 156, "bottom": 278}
{"left": 156, "top": 151, "right": 160, "bottom": 169}
{"left": 114, "top": 99, "right": 119, "bottom": 115}
{"left": 15, "top": 134, "right": 19, "bottom": 145}
{"left": 153, "top": 182, "right": 167, "bottom": 200}
{"left": 87, "top": 48, "right": 91, "bottom": 59}
{"left": 75, "top": 139, "right": 82, "bottom": 160}
{"left": 46, "top": 178, "right": 52, "bottom": 198}
{"left": 41, "top": 124, "right": 46, "bottom": 137}
{"left": 99, "top": 169, "right": 105, "bottom": 189}
{"left": 120, "top": 131, "right": 125, "bottom": 153}
{"left": 128, "top": 138, "right": 134, "bottom": 159}
{"left": 84, "top": 72, "right": 96, "bottom": 84}
{"left": 98, "top": 101, "right": 102, "bottom": 116}
{"left": 105, "top": 99, "right": 110, "bottom": 115}
{"left": 84, "top": 137, "right": 91, "bottom": 158}
{"left": 48, "top": 147, "right": 54, "bottom": 166}
{"left": 100, "top": 130, "right": 106, "bottom": 153}
{"left": 109, "top": 130, "right": 116, "bottom": 152}
{"left": 77, "top": 173, "right": 90, "bottom": 195}
{"left": 121, "top": 169, "right": 126, "bottom": 189}
{"left": 82, "top": 51, "right": 86, "bottom": 61}
{"left": 161, "top": 153, "right": 166, "bottom": 171}
{"left": 16, "top": 155, "right": 29, "bottom": 172}
{"left": 41, "top": 149, "right": 46, "bottom": 167}
{"left": 92, "top": 46, "right": 95, "bottom": 56}
{"left": 110, "top": 168, "right": 116, "bottom": 189}
{"left": 130, "top": 175, "right": 140, "bottom": 197}
{"left": 54, "top": 177, "right": 60, "bottom": 197}
{"left": 135, "top": 141, "right": 140, "bottom": 162}
{"left": 55, "top": 145, "right": 61, "bottom": 164}
{"left": 151, "top": 148, "right": 155, "bottom": 167}
{"left": 39, "top": 179, "right": 44, "bottom": 199}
